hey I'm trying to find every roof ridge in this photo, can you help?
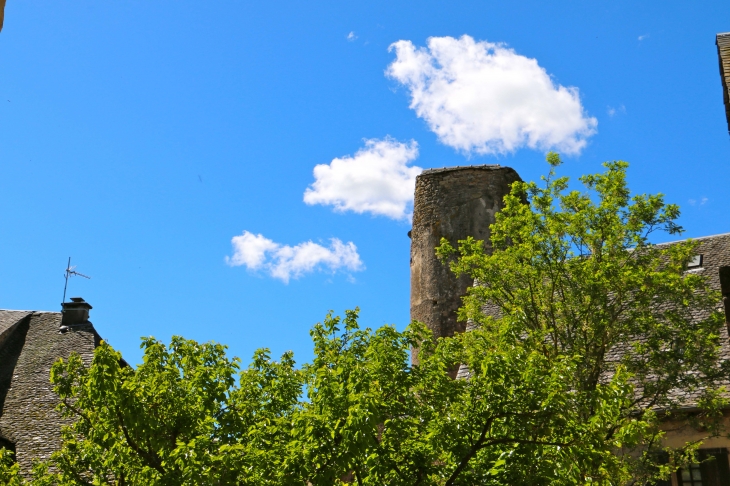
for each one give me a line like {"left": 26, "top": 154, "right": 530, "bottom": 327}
{"left": 0, "top": 309, "right": 58, "bottom": 314}
{"left": 654, "top": 231, "right": 730, "bottom": 246}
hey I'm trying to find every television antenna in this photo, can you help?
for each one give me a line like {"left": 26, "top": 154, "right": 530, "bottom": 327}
{"left": 62, "top": 257, "right": 91, "bottom": 304}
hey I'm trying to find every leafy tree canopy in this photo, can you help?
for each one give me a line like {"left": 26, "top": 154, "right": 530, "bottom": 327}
{"left": 2, "top": 155, "right": 724, "bottom": 485}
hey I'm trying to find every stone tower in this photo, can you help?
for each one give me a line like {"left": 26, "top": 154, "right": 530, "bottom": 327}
{"left": 409, "top": 165, "right": 521, "bottom": 342}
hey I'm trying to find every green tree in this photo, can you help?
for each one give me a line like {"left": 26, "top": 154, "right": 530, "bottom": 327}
{"left": 0, "top": 448, "right": 23, "bottom": 486}
{"left": 13, "top": 337, "right": 301, "bottom": 485}
{"left": 0, "top": 155, "right": 724, "bottom": 485}
{"left": 435, "top": 153, "right": 725, "bottom": 483}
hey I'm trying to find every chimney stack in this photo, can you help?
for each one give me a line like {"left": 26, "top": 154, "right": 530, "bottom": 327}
{"left": 61, "top": 297, "right": 92, "bottom": 326}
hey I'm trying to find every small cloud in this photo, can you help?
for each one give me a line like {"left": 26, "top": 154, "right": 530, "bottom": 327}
{"left": 701, "top": 197, "right": 708, "bottom": 205}
{"left": 347, "top": 31, "right": 357, "bottom": 42}
{"left": 638, "top": 34, "right": 649, "bottom": 41}
{"left": 688, "top": 197, "right": 709, "bottom": 206}
{"left": 226, "top": 232, "right": 364, "bottom": 284}
{"left": 386, "top": 35, "right": 597, "bottom": 156}
{"left": 304, "top": 137, "right": 422, "bottom": 220}
{"left": 607, "top": 104, "right": 626, "bottom": 117}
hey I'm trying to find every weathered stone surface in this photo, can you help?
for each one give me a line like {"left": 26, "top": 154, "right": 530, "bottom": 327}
{"left": 409, "top": 165, "right": 521, "bottom": 344}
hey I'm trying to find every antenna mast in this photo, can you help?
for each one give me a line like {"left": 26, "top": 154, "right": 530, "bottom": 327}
{"left": 62, "top": 257, "right": 91, "bottom": 304}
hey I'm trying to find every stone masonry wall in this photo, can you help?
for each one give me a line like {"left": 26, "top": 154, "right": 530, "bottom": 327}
{"left": 409, "top": 165, "right": 521, "bottom": 344}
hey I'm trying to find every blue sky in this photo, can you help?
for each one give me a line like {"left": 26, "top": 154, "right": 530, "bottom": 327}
{"left": 1, "top": 1, "right": 728, "bottom": 366}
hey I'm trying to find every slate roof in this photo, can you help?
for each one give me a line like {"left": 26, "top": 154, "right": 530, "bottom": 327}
{"left": 456, "top": 233, "right": 730, "bottom": 402}
{"left": 629, "top": 233, "right": 730, "bottom": 408}
{"left": 0, "top": 308, "right": 101, "bottom": 475}
{"left": 718, "top": 32, "right": 730, "bottom": 134}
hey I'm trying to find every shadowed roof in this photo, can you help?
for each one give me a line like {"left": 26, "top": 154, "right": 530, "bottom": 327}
{"left": 718, "top": 32, "right": 730, "bottom": 134}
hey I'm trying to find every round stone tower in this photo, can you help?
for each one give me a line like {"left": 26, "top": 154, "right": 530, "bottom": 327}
{"left": 410, "top": 165, "right": 521, "bottom": 341}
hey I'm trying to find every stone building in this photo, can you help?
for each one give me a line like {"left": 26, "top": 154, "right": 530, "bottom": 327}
{"left": 409, "top": 165, "right": 521, "bottom": 343}
{"left": 0, "top": 298, "right": 101, "bottom": 475}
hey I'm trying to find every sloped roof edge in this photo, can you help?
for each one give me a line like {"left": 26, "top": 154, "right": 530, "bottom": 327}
{"left": 717, "top": 32, "right": 730, "bottom": 134}
{"left": 0, "top": 310, "right": 57, "bottom": 314}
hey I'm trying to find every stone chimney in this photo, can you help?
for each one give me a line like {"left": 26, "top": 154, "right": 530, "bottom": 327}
{"left": 61, "top": 297, "right": 92, "bottom": 326}
{"left": 410, "top": 165, "right": 521, "bottom": 344}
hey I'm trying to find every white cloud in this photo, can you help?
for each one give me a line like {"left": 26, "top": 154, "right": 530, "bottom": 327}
{"left": 607, "top": 104, "right": 626, "bottom": 117}
{"left": 347, "top": 31, "right": 357, "bottom": 41}
{"left": 303, "top": 137, "right": 422, "bottom": 220}
{"left": 386, "top": 35, "right": 597, "bottom": 156}
{"left": 638, "top": 34, "right": 649, "bottom": 41}
{"left": 688, "top": 197, "right": 708, "bottom": 206}
{"left": 226, "top": 231, "right": 364, "bottom": 283}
